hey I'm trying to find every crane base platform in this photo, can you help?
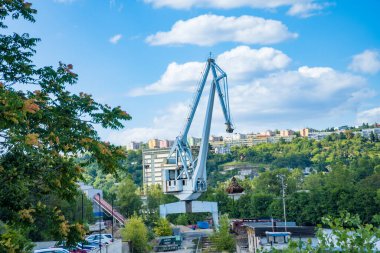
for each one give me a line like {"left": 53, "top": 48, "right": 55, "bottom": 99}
{"left": 159, "top": 201, "right": 219, "bottom": 228}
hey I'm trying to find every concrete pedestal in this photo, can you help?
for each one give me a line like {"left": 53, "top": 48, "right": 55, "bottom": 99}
{"left": 159, "top": 201, "right": 219, "bottom": 228}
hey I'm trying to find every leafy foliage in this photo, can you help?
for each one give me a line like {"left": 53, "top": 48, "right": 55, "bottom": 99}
{"left": 175, "top": 214, "right": 189, "bottom": 226}
{"left": 81, "top": 149, "right": 143, "bottom": 196}
{"left": 316, "top": 212, "right": 380, "bottom": 252}
{"left": 261, "top": 212, "right": 380, "bottom": 252}
{"left": 115, "top": 177, "right": 142, "bottom": 218}
{"left": 0, "top": 0, "right": 130, "bottom": 248}
{"left": 210, "top": 214, "right": 235, "bottom": 252}
{"left": 200, "top": 135, "right": 380, "bottom": 227}
{"left": 121, "top": 215, "right": 149, "bottom": 253}
{"left": 153, "top": 218, "right": 172, "bottom": 237}
{"left": 0, "top": 221, "right": 34, "bottom": 253}
{"left": 139, "top": 184, "right": 176, "bottom": 227}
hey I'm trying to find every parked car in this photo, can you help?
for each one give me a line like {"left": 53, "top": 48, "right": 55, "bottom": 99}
{"left": 34, "top": 248, "right": 70, "bottom": 253}
{"left": 102, "top": 233, "right": 114, "bottom": 242}
{"left": 54, "top": 242, "right": 87, "bottom": 253}
{"left": 77, "top": 241, "right": 99, "bottom": 251}
{"left": 85, "top": 234, "right": 113, "bottom": 245}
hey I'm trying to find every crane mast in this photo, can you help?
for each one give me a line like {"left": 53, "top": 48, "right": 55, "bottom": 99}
{"left": 162, "top": 57, "right": 233, "bottom": 201}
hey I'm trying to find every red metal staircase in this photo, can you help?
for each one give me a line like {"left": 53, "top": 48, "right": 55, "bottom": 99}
{"left": 93, "top": 194, "right": 126, "bottom": 225}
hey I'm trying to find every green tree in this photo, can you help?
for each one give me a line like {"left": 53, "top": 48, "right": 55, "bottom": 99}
{"left": 250, "top": 193, "right": 274, "bottom": 218}
{"left": 143, "top": 185, "right": 177, "bottom": 227}
{"left": 175, "top": 214, "right": 189, "bottom": 226}
{"left": 153, "top": 218, "right": 172, "bottom": 237}
{"left": 121, "top": 215, "right": 149, "bottom": 253}
{"left": 146, "top": 185, "right": 166, "bottom": 211}
{"left": 318, "top": 212, "right": 380, "bottom": 252}
{"left": 288, "top": 212, "right": 380, "bottom": 252}
{"left": 58, "top": 192, "right": 94, "bottom": 225}
{"left": 260, "top": 213, "right": 380, "bottom": 253}
{"left": 93, "top": 173, "right": 118, "bottom": 200}
{"left": 143, "top": 185, "right": 165, "bottom": 226}
{"left": 0, "top": 221, "right": 34, "bottom": 253}
{"left": 210, "top": 214, "right": 235, "bottom": 252}
{"left": 0, "top": 1, "right": 130, "bottom": 248}
{"left": 116, "top": 177, "right": 142, "bottom": 217}
{"left": 28, "top": 192, "right": 94, "bottom": 241}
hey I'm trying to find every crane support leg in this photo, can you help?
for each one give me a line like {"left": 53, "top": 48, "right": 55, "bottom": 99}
{"left": 159, "top": 201, "right": 219, "bottom": 229}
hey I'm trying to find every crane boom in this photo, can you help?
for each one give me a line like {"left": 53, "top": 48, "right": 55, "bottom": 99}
{"left": 163, "top": 57, "right": 233, "bottom": 201}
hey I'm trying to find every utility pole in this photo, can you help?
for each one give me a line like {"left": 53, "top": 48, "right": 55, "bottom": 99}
{"left": 81, "top": 193, "right": 84, "bottom": 223}
{"left": 278, "top": 175, "right": 287, "bottom": 232}
{"left": 97, "top": 193, "right": 102, "bottom": 253}
{"left": 81, "top": 193, "right": 84, "bottom": 250}
{"left": 111, "top": 195, "right": 114, "bottom": 240}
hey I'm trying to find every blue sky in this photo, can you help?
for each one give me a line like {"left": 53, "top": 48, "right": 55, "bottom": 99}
{"left": 11, "top": 0, "right": 380, "bottom": 144}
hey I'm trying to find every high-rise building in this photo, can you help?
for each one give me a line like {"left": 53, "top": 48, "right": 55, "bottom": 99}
{"left": 224, "top": 133, "right": 247, "bottom": 142}
{"left": 361, "top": 128, "right": 380, "bottom": 138}
{"left": 209, "top": 135, "right": 223, "bottom": 142}
{"left": 188, "top": 136, "right": 201, "bottom": 147}
{"left": 148, "top": 139, "right": 160, "bottom": 149}
{"left": 300, "top": 128, "right": 310, "bottom": 137}
{"left": 142, "top": 148, "right": 175, "bottom": 190}
{"left": 127, "top": 141, "right": 141, "bottom": 150}
{"left": 261, "top": 130, "right": 274, "bottom": 136}
{"left": 280, "top": 129, "right": 294, "bottom": 137}
{"left": 159, "top": 139, "right": 170, "bottom": 148}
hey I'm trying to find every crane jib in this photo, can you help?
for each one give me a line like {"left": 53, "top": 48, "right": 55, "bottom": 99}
{"left": 163, "top": 57, "right": 234, "bottom": 201}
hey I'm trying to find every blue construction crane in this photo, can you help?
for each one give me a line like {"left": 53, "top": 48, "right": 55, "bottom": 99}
{"left": 162, "top": 57, "right": 234, "bottom": 201}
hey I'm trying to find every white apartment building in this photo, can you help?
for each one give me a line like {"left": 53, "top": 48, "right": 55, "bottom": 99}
{"left": 361, "top": 128, "right": 380, "bottom": 138}
{"left": 209, "top": 135, "right": 223, "bottom": 142}
{"left": 127, "top": 141, "right": 141, "bottom": 150}
{"left": 261, "top": 130, "right": 275, "bottom": 136}
{"left": 280, "top": 129, "right": 294, "bottom": 137}
{"left": 214, "top": 145, "right": 231, "bottom": 154}
{"left": 188, "top": 136, "right": 201, "bottom": 147}
{"left": 142, "top": 148, "right": 176, "bottom": 190}
{"left": 224, "top": 133, "right": 247, "bottom": 142}
{"left": 307, "top": 131, "right": 333, "bottom": 140}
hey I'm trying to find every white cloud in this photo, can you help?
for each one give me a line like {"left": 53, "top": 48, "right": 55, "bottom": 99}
{"left": 108, "top": 102, "right": 192, "bottom": 144}
{"left": 356, "top": 107, "right": 380, "bottom": 124}
{"left": 129, "top": 46, "right": 291, "bottom": 96}
{"left": 144, "top": 0, "right": 328, "bottom": 17}
{"left": 219, "top": 66, "right": 366, "bottom": 135}
{"left": 116, "top": 59, "right": 368, "bottom": 145}
{"left": 129, "top": 61, "right": 205, "bottom": 96}
{"left": 229, "top": 66, "right": 365, "bottom": 117}
{"left": 146, "top": 15, "right": 297, "bottom": 46}
{"left": 349, "top": 50, "right": 380, "bottom": 75}
{"left": 329, "top": 88, "right": 376, "bottom": 116}
{"left": 116, "top": 47, "right": 372, "bottom": 145}
{"left": 109, "top": 34, "right": 122, "bottom": 44}
{"left": 217, "top": 46, "right": 291, "bottom": 80}
{"left": 287, "top": 2, "right": 328, "bottom": 17}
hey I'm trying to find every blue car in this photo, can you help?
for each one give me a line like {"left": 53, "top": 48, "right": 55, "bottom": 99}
{"left": 76, "top": 241, "right": 98, "bottom": 251}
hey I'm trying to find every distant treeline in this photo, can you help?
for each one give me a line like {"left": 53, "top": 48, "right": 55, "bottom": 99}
{"left": 202, "top": 134, "right": 380, "bottom": 225}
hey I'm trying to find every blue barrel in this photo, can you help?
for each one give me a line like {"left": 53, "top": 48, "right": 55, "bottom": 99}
{"left": 197, "top": 221, "right": 209, "bottom": 229}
